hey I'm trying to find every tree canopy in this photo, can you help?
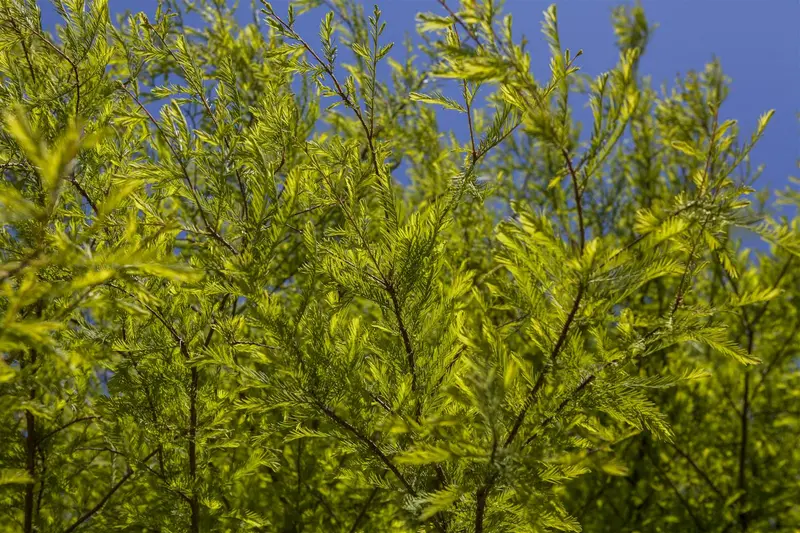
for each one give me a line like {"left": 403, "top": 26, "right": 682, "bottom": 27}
{"left": 0, "top": 0, "right": 798, "bottom": 532}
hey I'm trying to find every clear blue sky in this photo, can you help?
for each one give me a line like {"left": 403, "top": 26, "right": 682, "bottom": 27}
{"left": 41, "top": 0, "right": 798, "bottom": 201}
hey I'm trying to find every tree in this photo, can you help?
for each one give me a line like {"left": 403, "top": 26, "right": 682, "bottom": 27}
{"left": 0, "top": 0, "right": 797, "bottom": 532}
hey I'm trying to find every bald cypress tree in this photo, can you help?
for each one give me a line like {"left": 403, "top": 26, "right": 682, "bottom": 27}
{"left": 0, "top": 1, "right": 797, "bottom": 532}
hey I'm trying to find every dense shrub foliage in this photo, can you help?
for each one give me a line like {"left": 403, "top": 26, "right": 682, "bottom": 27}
{"left": 0, "top": 0, "right": 798, "bottom": 531}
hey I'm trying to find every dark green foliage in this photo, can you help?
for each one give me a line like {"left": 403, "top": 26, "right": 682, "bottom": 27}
{"left": 0, "top": 1, "right": 797, "bottom": 532}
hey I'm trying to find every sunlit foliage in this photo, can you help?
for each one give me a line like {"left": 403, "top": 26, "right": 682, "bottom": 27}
{"left": 0, "top": 1, "right": 797, "bottom": 532}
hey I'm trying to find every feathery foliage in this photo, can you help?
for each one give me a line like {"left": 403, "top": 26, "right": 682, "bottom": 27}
{"left": 0, "top": 0, "right": 797, "bottom": 532}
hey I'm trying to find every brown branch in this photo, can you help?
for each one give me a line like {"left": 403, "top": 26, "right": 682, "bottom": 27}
{"left": 5, "top": 18, "right": 36, "bottom": 83}
{"left": 24, "top": 392, "right": 36, "bottom": 533}
{"left": 305, "top": 481, "right": 340, "bottom": 527}
{"left": 474, "top": 485, "right": 488, "bottom": 533}
{"left": 314, "top": 401, "right": 414, "bottom": 495}
{"left": 504, "top": 283, "right": 585, "bottom": 448}
{"left": 37, "top": 416, "right": 98, "bottom": 445}
{"left": 189, "top": 366, "right": 200, "bottom": 532}
{"left": 22, "top": 340, "right": 40, "bottom": 533}
{"left": 106, "top": 284, "right": 189, "bottom": 358}
{"left": 387, "top": 284, "right": 416, "bottom": 393}
{"left": 463, "top": 81, "right": 477, "bottom": 162}
{"left": 523, "top": 374, "right": 595, "bottom": 447}
{"left": 267, "top": 11, "right": 389, "bottom": 201}
{"left": 726, "top": 258, "right": 793, "bottom": 532}
{"left": 348, "top": 487, "right": 379, "bottom": 533}
{"left": 563, "top": 149, "right": 584, "bottom": 253}
{"left": 437, "top": 0, "right": 483, "bottom": 48}
{"left": 357, "top": 72, "right": 432, "bottom": 163}
{"left": 35, "top": 447, "right": 46, "bottom": 523}
{"left": 429, "top": 345, "right": 466, "bottom": 398}
{"left": 648, "top": 450, "right": 706, "bottom": 531}
{"left": 149, "top": 27, "right": 250, "bottom": 223}
{"left": 120, "top": 86, "right": 238, "bottom": 256}
{"left": 670, "top": 106, "right": 722, "bottom": 316}
{"left": 738, "top": 343, "right": 752, "bottom": 532}
{"left": 748, "top": 256, "right": 793, "bottom": 330}
{"left": 61, "top": 448, "right": 160, "bottom": 533}
{"left": 189, "top": 296, "right": 227, "bottom": 532}
{"left": 68, "top": 176, "right": 98, "bottom": 215}
{"left": 313, "top": 400, "right": 447, "bottom": 532}
{"left": 25, "top": 25, "right": 80, "bottom": 116}
{"left": 667, "top": 441, "right": 725, "bottom": 501}
{"left": 474, "top": 283, "right": 584, "bottom": 533}
{"left": 751, "top": 319, "right": 799, "bottom": 397}
{"left": 596, "top": 200, "right": 699, "bottom": 272}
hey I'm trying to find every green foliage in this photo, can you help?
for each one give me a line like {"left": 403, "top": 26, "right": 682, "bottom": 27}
{"left": 0, "top": 0, "right": 797, "bottom": 532}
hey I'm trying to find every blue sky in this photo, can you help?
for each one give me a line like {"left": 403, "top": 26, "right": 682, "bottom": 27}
{"left": 41, "top": 0, "right": 798, "bottom": 202}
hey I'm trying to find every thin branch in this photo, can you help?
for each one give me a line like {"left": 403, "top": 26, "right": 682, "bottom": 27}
{"left": 387, "top": 283, "right": 416, "bottom": 393}
{"left": 61, "top": 448, "right": 160, "bottom": 533}
{"left": 189, "top": 363, "right": 200, "bottom": 533}
{"left": 648, "top": 450, "right": 706, "bottom": 532}
{"left": 504, "top": 282, "right": 585, "bottom": 448}
{"left": 738, "top": 350, "right": 752, "bottom": 532}
{"left": 312, "top": 400, "right": 446, "bottom": 533}
{"left": 37, "top": 416, "right": 99, "bottom": 445}
{"left": 428, "top": 345, "right": 466, "bottom": 398}
{"left": 437, "top": 0, "right": 483, "bottom": 48}
{"left": 22, "top": 342, "right": 39, "bottom": 533}
{"left": 749, "top": 256, "right": 793, "bottom": 329}
{"left": 314, "top": 401, "right": 414, "bottom": 495}
{"left": 68, "top": 176, "right": 98, "bottom": 215}
{"left": 35, "top": 447, "right": 46, "bottom": 522}
{"left": 463, "top": 81, "right": 477, "bottom": 162}
{"left": 475, "top": 283, "right": 584, "bottom": 533}
{"left": 25, "top": 25, "right": 80, "bottom": 116}
{"left": 358, "top": 72, "right": 432, "bottom": 162}
{"left": 24, "top": 395, "right": 36, "bottom": 533}
{"left": 670, "top": 105, "right": 721, "bottom": 316}
{"left": 348, "top": 487, "right": 379, "bottom": 533}
{"left": 149, "top": 27, "right": 250, "bottom": 223}
{"left": 596, "top": 200, "right": 699, "bottom": 272}
{"left": 5, "top": 18, "right": 36, "bottom": 83}
{"left": 267, "top": 10, "right": 388, "bottom": 200}
{"left": 523, "top": 374, "right": 595, "bottom": 446}
{"left": 751, "top": 319, "right": 800, "bottom": 397}
{"left": 306, "top": 481, "right": 341, "bottom": 527}
{"left": 667, "top": 441, "right": 725, "bottom": 501}
{"left": 563, "top": 148, "right": 584, "bottom": 253}
{"left": 106, "top": 283, "right": 189, "bottom": 358}
{"left": 120, "top": 86, "right": 238, "bottom": 256}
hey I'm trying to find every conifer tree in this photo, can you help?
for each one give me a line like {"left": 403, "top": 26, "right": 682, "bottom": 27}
{"left": 0, "top": 0, "right": 797, "bottom": 532}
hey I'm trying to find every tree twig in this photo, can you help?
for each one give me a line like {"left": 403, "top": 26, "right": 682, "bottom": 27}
{"left": 61, "top": 448, "right": 160, "bottom": 533}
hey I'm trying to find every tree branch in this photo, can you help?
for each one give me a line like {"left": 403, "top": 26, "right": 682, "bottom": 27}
{"left": 348, "top": 487, "right": 379, "bottom": 533}
{"left": 37, "top": 416, "right": 99, "bottom": 445}
{"left": 314, "top": 401, "right": 414, "bottom": 495}
{"left": 563, "top": 148, "right": 585, "bottom": 253}
{"left": 61, "top": 448, "right": 160, "bottom": 533}
{"left": 505, "top": 283, "right": 585, "bottom": 448}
